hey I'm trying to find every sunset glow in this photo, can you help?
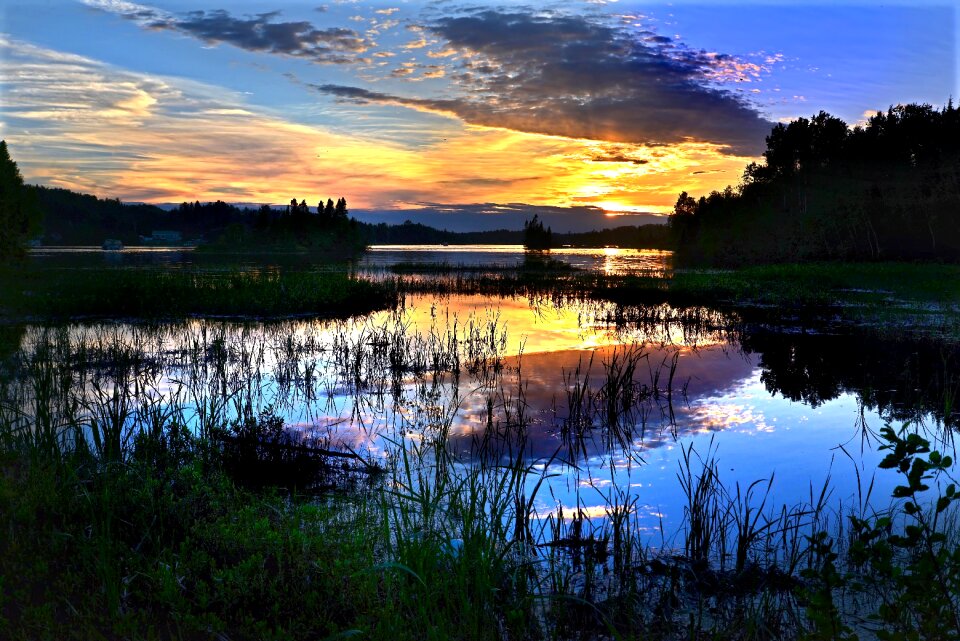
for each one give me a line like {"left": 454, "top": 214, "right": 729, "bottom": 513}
{"left": 1, "top": 1, "right": 954, "bottom": 228}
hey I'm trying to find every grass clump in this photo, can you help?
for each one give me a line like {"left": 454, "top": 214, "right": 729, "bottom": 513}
{"left": 671, "top": 262, "right": 960, "bottom": 308}
{"left": 388, "top": 254, "right": 578, "bottom": 275}
{"left": 0, "top": 429, "right": 382, "bottom": 640}
{"left": 0, "top": 266, "right": 399, "bottom": 320}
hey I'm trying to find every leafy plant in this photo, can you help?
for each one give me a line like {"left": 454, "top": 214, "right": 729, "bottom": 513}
{"left": 846, "top": 425, "right": 960, "bottom": 640}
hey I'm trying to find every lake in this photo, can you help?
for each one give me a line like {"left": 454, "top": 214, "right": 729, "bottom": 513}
{"left": 9, "top": 245, "right": 957, "bottom": 545}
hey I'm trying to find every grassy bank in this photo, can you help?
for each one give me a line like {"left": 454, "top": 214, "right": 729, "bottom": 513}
{"left": 0, "top": 267, "right": 399, "bottom": 320}
{"left": 576, "top": 262, "right": 960, "bottom": 335}
{"left": 671, "top": 262, "right": 960, "bottom": 307}
{"left": 3, "top": 394, "right": 958, "bottom": 640}
{"left": 389, "top": 258, "right": 960, "bottom": 308}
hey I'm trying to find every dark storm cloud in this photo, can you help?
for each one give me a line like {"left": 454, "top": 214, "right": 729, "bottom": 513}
{"left": 318, "top": 9, "right": 772, "bottom": 154}
{"left": 91, "top": 4, "right": 369, "bottom": 64}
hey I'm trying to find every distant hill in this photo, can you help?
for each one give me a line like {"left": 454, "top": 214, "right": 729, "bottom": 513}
{"left": 348, "top": 204, "right": 666, "bottom": 233}
{"left": 149, "top": 202, "right": 668, "bottom": 233}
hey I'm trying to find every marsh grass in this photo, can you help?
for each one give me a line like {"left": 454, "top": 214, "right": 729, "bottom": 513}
{"left": 0, "top": 265, "right": 399, "bottom": 320}
{"left": 0, "top": 304, "right": 957, "bottom": 639}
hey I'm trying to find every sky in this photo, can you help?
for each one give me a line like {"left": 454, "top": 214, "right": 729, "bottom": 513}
{"left": 0, "top": 0, "right": 956, "bottom": 231}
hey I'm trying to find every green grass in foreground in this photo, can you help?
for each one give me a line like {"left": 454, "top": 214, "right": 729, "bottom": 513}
{"left": 0, "top": 267, "right": 399, "bottom": 319}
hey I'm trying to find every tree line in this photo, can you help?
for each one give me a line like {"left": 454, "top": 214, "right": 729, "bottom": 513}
{"left": 184, "top": 197, "right": 360, "bottom": 252}
{"left": 669, "top": 102, "right": 960, "bottom": 265}
{"left": 0, "top": 140, "right": 674, "bottom": 255}
{"left": 15, "top": 185, "right": 358, "bottom": 252}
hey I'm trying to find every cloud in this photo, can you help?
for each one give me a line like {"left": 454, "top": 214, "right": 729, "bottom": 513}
{"left": 426, "top": 48, "right": 458, "bottom": 59}
{"left": 402, "top": 37, "right": 428, "bottom": 49}
{"left": 319, "top": 9, "right": 773, "bottom": 154}
{"left": 1, "top": 37, "right": 753, "bottom": 214}
{"left": 82, "top": 0, "right": 370, "bottom": 64}
{"left": 591, "top": 153, "right": 648, "bottom": 165}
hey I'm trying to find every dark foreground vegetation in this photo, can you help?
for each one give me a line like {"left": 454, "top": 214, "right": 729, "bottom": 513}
{"left": 0, "top": 314, "right": 958, "bottom": 640}
{"left": 670, "top": 102, "right": 960, "bottom": 265}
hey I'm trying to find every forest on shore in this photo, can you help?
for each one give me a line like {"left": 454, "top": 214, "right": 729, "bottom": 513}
{"left": 4, "top": 182, "right": 671, "bottom": 255}
{"left": 669, "top": 102, "right": 960, "bottom": 265}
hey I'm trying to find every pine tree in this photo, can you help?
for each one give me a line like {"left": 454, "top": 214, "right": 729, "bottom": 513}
{"left": 0, "top": 141, "right": 38, "bottom": 261}
{"left": 334, "top": 197, "right": 348, "bottom": 219}
{"left": 522, "top": 214, "right": 552, "bottom": 249}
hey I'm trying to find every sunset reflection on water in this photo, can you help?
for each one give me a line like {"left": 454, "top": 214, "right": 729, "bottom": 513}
{"left": 364, "top": 294, "right": 730, "bottom": 357}
{"left": 297, "top": 289, "right": 906, "bottom": 537}
{"left": 362, "top": 245, "right": 672, "bottom": 276}
{"left": 18, "top": 254, "right": 945, "bottom": 540}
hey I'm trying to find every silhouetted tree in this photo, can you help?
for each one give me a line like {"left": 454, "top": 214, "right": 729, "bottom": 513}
{"left": 669, "top": 101, "right": 960, "bottom": 265}
{"left": 0, "top": 141, "right": 39, "bottom": 261}
{"left": 523, "top": 214, "right": 552, "bottom": 249}
{"left": 255, "top": 204, "right": 272, "bottom": 229}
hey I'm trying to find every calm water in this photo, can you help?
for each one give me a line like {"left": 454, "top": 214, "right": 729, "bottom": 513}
{"left": 282, "top": 293, "right": 954, "bottom": 538}
{"left": 28, "top": 245, "right": 198, "bottom": 267}
{"left": 11, "top": 245, "right": 958, "bottom": 541}
{"left": 28, "top": 244, "right": 672, "bottom": 274}
{"left": 360, "top": 244, "right": 672, "bottom": 274}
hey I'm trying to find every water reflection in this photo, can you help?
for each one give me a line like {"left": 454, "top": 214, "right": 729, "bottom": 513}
{"left": 742, "top": 330, "right": 959, "bottom": 430}
{"left": 26, "top": 243, "right": 673, "bottom": 279}
{"left": 28, "top": 245, "right": 198, "bottom": 268}
{"left": 2, "top": 287, "right": 957, "bottom": 538}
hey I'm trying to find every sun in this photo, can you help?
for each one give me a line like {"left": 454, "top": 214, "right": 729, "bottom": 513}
{"left": 593, "top": 200, "right": 671, "bottom": 215}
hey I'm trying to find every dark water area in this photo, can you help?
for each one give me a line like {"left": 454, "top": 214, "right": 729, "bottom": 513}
{"left": 27, "top": 245, "right": 201, "bottom": 268}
